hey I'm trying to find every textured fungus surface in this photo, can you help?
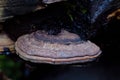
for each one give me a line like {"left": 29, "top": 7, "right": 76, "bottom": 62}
{"left": 15, "top": 30, "right": 101, "bottom": 64}
{"left": 0, "top": 32, "right": 14, "bottom": 52}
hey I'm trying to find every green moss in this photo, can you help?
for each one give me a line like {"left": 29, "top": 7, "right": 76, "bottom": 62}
{"left": 0, "top": 55, "right": 22, "bottom": 80}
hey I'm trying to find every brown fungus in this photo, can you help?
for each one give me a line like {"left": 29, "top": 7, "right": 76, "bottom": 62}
{"left": 0, "top": 24, "right": 14, "bottom": 52}
{"left": 107, "top": 9, "right": 120, "bottom": 20}
{"left": 15, "top": 30, "right": 101, "bottom": 64}
{"left": 0, "top": 31, "right": 14, "bottom": 52}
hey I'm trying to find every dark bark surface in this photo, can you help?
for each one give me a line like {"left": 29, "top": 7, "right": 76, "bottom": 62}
{"left": 0, "top": 0, "right": 44, "bottom": 21}
{"left": 3, "top": 0, "right": 120, "bottom": 41}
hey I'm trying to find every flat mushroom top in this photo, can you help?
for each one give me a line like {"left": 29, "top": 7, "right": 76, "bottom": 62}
{"left": 16, "top": 30, "right": 101, "bottom": 59}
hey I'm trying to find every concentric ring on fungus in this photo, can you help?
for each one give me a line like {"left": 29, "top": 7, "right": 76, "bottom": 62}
{"left": 15, "top": 30, "right": 101, "bottom": 64}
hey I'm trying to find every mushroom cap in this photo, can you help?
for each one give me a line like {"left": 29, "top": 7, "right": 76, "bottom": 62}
{"left": 0, "top": 32, "right": 14, "bottom": 52}
{"left": 15, "top": 30, "right": 101, "bottom": 64}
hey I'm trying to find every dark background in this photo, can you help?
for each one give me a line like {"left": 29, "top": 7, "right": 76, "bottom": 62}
{"left": 1, "top": 0, "right": 120, "bottom": 80}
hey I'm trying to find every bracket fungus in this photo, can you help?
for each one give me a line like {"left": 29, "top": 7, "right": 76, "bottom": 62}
{"left": 0, "top": 31, "right": 14, "bottom": 53}
{"left": 0, "top": 24, "right": 14, "bottom": 53}
{"left": 15, "top": 30, "right": 101, "bottom": 64}
{"left": 107, "top": 9, "right": 120, "bottom": 20}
